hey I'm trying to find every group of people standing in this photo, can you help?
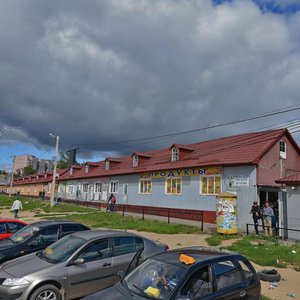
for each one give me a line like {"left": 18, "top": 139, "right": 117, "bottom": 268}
{"left": 250, "top": 200, "right": 278, "bottom": 236}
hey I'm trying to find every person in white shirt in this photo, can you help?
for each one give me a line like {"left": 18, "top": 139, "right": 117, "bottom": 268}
{"left": 11, "top": 198, "right": 23, "bottom": 219}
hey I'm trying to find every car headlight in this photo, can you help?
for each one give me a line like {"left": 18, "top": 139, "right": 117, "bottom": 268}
{"left": 3, "top": 278, "right": 30, "bottom": 286}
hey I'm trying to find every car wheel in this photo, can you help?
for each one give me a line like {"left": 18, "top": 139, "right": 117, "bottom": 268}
{"left": 257, "top": 269, "right": 281, "bottom": 282}
{"left": 29, "top": 284, "right": 60, "bottom": 300}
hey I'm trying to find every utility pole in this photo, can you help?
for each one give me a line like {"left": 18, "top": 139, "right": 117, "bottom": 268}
{"left": 9, "top": 156, "right": 15, "bottom": 198}
{"left": 50, "top": 134, "right": 59, "bottom": 207}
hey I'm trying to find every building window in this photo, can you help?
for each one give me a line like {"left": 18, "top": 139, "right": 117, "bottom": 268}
{"left": 139, "top": 179, "right": 152, "bottom": 194}
{"left": 67, "top": 185, "right": 74, "bottom": 194}
{"left": 171, "top": 147, "right": 179, "bottom": 162}
{"left": 109, "top": 181, "right": 119, "bottom": 193}
{"left": 105, "top": 160, "right": 110, "bottom": 171}
{"left": 34, "top": 186, "right": 37, "bottom": 193}
{"left": 133, "top": 155, "right": 138, "bottom": 167}
{"left": 201, "top": 175, "right": 221, "bottom": 195}
{"left": 83, "top": 183, "right": 89, "bottom": 192}
{"left": 85, "top": 165, "right": 89, "bottom": 173}
{"left": 95, "top": 182, "right": 102, "bottom": 193}
{"left": 123, "top": 184, "right": 128, "bottom": 195}
{"left": 279, "top": 140, "right": 286, "bottom": 159}
{"left": 166, "top": 177, "right": 182, "bottom": 194}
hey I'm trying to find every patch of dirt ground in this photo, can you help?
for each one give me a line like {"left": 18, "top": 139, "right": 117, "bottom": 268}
{"left": 1, "top": 209, "right": 299, "bottom": 299}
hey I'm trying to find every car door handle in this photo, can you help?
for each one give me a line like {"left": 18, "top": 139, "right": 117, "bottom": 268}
{"left": 240, "top": 290, "right": 247, "bottom": 297}
{"left": 102, "top": 263, "right": 111, "bottom": 267}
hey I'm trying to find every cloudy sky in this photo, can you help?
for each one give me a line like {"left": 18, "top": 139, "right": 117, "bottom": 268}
{"left": 1, "top": 0, "right": 300, "bottom": 170}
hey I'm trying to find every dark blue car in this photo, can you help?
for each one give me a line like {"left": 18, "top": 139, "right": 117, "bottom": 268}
{"left": 83, "top": 247, "right": 261, "bottom": 300}
{"left": 0, "top": 220, "right": 89, "bottom": 264}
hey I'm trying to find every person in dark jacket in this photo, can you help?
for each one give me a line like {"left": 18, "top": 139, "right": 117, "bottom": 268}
{"left": 250, "top": 201, "right": 260, "bottom": 235}
{"left": 108, "top": 194, "right": 116, "bottom": 212}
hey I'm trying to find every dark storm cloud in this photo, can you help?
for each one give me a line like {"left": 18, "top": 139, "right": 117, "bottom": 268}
{"left": 1, "top": 0, "right": 300, "bottom": 160}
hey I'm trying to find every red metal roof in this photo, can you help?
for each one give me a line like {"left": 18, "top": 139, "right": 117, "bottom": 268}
{"left": 58, "top": 128, "right": 298, "bottom": 181}
{"left": 13, "top": 169, "right": 68, "bottom": 186}
{"left": 276, "top": 173, "right": 300, "bottom": 185}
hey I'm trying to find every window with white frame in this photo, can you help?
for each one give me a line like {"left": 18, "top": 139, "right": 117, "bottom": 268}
{"left": 200, "top": 175, "right": 221, "bottom": 195}
{"left": 279, "top": 140, "right": 286, "bottom": 159}
{"left": 95, "top": 182, "right": 102, "bottom": 193}
{"left": 105, "top": 160, "right": 110, "bottom": 171}
{"left": 133, "top": 155, "right": 138, "bottom": 167}
{"left": 123, "top": 184, "right": 128, "bottom": 195}
{"left": 139, "top": 179, "right": 152, "bottom": 194}
{"left": 83, "top": 183, "right": 89, "bottom": 192}
{"left": 109, "top": 181, "right": 119, "bottom": 193}
{"left": 171, "top": 147, "right": 179, "bottom": 162}
{"left": 165, "top": 177, "right": 182, "bottom": 194}
{"left": 67, "top": 185, "right": 74, "bottom": 194}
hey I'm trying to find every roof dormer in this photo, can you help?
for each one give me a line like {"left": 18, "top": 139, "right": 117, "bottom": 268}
{"left": 131, "top": 152, "right": 152, "bottom": 167}
{"left": 105, "top": 158, "right": 122, "bottom": 171}
{"left": 44, "top": 174, "right": 47, "bottom": 179}
{"left": 105, "top": 159, "right": 110, "bottom": 171}
{"left": 170, "top": 144, "right": 194, "bottom": 162}
{"left": 85, "top": 164, "right": 89, "bottom": 173}
{"left": 133, "top": 154, "right": 138, "bottom": 167}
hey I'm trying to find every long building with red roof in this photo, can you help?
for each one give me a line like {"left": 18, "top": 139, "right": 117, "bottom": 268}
{"left": 55, "top": 128, "right": 300, "bottom": 233}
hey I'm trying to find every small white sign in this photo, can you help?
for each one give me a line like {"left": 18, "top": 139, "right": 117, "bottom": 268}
{"left": 233, "top": 176, "right": 249, "bottom": 187}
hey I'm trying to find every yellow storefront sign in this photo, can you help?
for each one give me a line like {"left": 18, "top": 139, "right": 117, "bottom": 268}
{"left": 141, "top": 167, "right": 222, "bottom": 179}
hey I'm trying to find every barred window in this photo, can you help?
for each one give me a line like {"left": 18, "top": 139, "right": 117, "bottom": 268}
{"left": 166, "top": 177, "right": 182, "bottom": 194}
{"left": 139, "top": 179, "right": 152, "bottom": 194}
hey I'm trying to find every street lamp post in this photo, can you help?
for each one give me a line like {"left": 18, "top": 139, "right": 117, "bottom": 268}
{"left": 50, "top": 134, "right": 59, "bottom": 207}
{"left": 9, "top": 156, "right": 15, "bottom": 198}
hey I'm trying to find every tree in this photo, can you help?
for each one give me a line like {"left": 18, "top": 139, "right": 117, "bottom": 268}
{"left": 56, "top": 152, "right": 70, "bottom": 169}
{"left": 22, "top": 165, "right": 36, "bottom": 176}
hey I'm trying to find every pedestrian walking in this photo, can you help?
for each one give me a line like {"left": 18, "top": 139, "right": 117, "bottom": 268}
{"left": 250, "top": 201, "right": 260, "bottom": 235}
{"left": 108, "top": 193, "right": 116, "bottom": 212}
{"left": 262, "top": 202, "right": 274, "bottom": 236}
{"left": 11, "top": 198, "right": 23, "bottom": 219}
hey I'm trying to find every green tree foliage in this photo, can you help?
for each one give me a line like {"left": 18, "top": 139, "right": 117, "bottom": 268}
{"left": 22, "top": 165, "right": 36, "bottom": 176}
{"left": 56, "top": 152, "right": 70, "bottom": 169}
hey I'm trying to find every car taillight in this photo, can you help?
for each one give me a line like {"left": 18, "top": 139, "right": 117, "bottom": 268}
{"left": 165, "top": 245, "right": 169, "bottom": 251}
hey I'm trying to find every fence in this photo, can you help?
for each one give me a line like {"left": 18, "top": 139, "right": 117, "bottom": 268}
{"left": 246, "top": 223, "right": 300, "bottom": 240}
{"left": 61, "top": 199, "right": 204, "bottom": 231}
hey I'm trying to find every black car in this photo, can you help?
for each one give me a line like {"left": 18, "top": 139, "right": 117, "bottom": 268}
{"left": 83, "top": 247, "right": 261, "bottom": 300}
{"left": 0, "top": 220, "right": 89, "bottom": 264}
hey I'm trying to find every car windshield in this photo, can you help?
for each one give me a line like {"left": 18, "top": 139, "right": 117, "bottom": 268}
{"left": 9, "top": 224, "right": 40, "bottom": 244}
{"left": 38, "top": 234, "right": 86, "bottom": 263}
{"left": 124, "top": 259, "right": 186, "bottom": 300}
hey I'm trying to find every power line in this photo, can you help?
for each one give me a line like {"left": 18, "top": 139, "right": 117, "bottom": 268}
{"left": 67, "top": 105, "right": 300, "bottom": 147}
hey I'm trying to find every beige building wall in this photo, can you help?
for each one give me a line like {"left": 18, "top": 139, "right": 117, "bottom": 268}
{"left": 13, "top": 155, "right": 39, "bottom": 174}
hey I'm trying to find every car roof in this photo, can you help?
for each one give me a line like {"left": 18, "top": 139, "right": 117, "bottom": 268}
{"left": 70, "top": 229, "right": 138, "bottom": 240}
{"left": 0, "top": 218, "right": 28, "bottom": 224}
{"left": 152, "top": 247, "right": 242, "bottom": 268}
{"left": 29, "top": 220, "right": 85, "bottom": 228}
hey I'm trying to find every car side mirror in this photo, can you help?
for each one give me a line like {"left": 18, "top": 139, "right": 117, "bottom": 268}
{"left": 116, "top": 270, "right": 125, "bottom": 279}
{"left": 73, "top": 258, "right": 85, "bottom": 265}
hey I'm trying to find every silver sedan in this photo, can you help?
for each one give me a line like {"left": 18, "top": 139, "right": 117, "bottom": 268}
{"left": 0, "top": 229, "right": 168, "bottom": 300}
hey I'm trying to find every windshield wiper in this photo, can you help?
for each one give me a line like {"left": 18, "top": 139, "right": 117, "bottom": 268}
{"left": 132, "top": 284, "right": 158, "bottom": 299}
{"left": 37, "top": 252, "right": 55, "bottom": 263}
